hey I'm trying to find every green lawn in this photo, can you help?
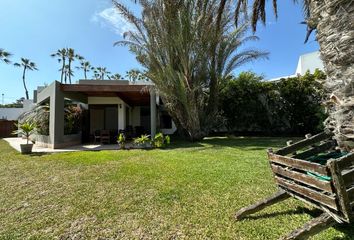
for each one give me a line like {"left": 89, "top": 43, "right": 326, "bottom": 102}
{"left": 0, "top": 137, "right": 353, "bottom": 239}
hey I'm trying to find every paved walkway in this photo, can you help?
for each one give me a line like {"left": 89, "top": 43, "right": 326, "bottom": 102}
{"left": 4, "top": 138, "right": 120, "bottom": 153}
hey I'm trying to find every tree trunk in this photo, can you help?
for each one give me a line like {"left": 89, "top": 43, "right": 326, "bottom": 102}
{"left": 61, "top": 58, "right": 65, "bottom": 83}
{"left": 310, "top": 0, "right": 354, "bottom": 151}
{"left": 22, "top": 66, "right": 29, "bottom": 100}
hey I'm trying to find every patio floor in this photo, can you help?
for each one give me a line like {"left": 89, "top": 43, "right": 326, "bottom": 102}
{"left": 3, "top": 138, "right": 120, "bottom": 153}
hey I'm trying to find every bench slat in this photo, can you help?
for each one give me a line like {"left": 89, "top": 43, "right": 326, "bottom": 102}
{"left": 337, "top": 153, "right": 354, "bottom": 171}
{"left": 271, "top": 164, "right": 334, "bottom": 193}
{"left": 293, "top": 141, "right": 336, "bottom": 160}
{"left": 269, "top": 153, "right": 329, "bottom": 176}
{"left": 275, "top": 176, "right": 338, "bottom": 211}
{"left": 347, "top": 187, "right": 354, "bottom": 202}
{"left": 276, "top": 131, "right": 333, "bottom": 156}
{"left": 342, "top": 168, "right": 354, "bottom": 187}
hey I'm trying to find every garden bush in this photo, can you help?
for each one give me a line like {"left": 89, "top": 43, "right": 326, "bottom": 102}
{"left": 220, "top": 70, "right": 327, "bottom": 135}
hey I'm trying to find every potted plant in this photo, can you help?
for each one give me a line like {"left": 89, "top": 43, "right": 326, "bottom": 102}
{"left": 134, "top": 134, "right": 151, "bottom": 148}
{"left": 13, "top": 121, "right": 36, "bottom": 154}
{"left": 117, "top": 133, "right": 126, "bottom": 150}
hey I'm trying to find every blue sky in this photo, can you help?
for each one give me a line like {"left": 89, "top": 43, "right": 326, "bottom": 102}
{"left": 0, "top": 0, "right": 319, "bottom": 104}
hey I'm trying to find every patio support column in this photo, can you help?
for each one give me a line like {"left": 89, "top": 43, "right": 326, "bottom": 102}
{"left": 49, "top": 81, "right": 64, "bottom": 149}
{"left": 150, "top": 91, "right": 157, "bottom": 138}
{"left": 118, "top": 103, "right": 126, "bottom": 131}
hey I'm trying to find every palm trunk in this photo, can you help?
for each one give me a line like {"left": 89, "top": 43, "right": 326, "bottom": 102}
{"left": 84, "top": 69, "right": 87, "bottom": 79}
{"left": 61, "top": 58, "right": 65, "bottom": 83}
{"left": 309, "top": 0, "right": 354, "bottom": 150}
{"left": 22, "top": 66, "right": 29, "bottom": 100}
{"left": 68, "top": 60, "right": 72, "bottom": 84}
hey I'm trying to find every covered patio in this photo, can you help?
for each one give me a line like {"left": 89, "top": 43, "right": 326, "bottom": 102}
{"left": 35, "top": 80, "right": 159, "bottom": 149}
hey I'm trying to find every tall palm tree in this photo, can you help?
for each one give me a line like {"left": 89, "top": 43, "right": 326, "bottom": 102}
{"left": 51, "top": 48, "right": 67, "bottom": 83}
{"left": 94, "top": 67, "right": 111, "bottom": 80}
{"left": 76, "top": 60, "right": 94, "bottom": 79}
{"left": 66, "top": 48, "right": 81, "bottom": 84}
{"left": 63, "top": 65, "right": 74, "bottom": 82}
{"left": 14, "top": 58, "right": 38, "bottom": 100}
{"left": 126, "top": 69, "right": 141, "bottom": 82}
{"left": 232, "top": 0, "right": 354, "bottom": 150}
{"left": 0, "top": 49, "right": 12, "bottom": 64}
{"left": 114, "top": 0, "right": 266, "bottom": 141}
{"left": 108, "top": 73, "right": 123, "bottom": 80}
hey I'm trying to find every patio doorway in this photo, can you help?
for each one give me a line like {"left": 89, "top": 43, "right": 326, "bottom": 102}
{"left": 89, "top": 105, "right": 118, "bottom": 135}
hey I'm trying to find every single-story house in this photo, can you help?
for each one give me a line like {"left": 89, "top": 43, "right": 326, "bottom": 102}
{"left": 34, "top": 80, "right": 176, "bottom": 149}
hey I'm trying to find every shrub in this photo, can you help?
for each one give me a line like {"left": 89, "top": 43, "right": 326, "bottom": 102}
{"left": 117, "top": 133, "right": 126, "bottom": 149}
{"left": 219, "top": 70, "right": 327, "bottom": 135}
{"left": 152, "top": 133, "right": 171, "bottom": 148}
{"left": 134, "top": 134, "right": 150, "bottom": 147}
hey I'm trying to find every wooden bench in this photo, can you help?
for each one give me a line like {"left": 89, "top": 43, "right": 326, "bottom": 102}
{"left": 235, "top": 130, "right": 354, "bottom": 239}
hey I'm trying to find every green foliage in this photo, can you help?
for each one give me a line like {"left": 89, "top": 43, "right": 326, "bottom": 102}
{"left": 117, "top": 133, "right": 126, "bottom": 149}
{"left": 13, "top": 121, "right": 36, "bottom": 144}
{"left": 152, "top": 133, "right": 171, "bottom": 148}
{"left": 64, "top": 105, "right": 83, "bottom": 135}
{"left": 114, "top": 0, "right": 266, "bottom": 141}
{"left": 134, "top": 134, "right": 150, "bottom": 146}
{"left": 19, "top": 104, "right": 49, "bottom": 135}
{"left": 220, "top": 70, "right": 327, "bottom": 135}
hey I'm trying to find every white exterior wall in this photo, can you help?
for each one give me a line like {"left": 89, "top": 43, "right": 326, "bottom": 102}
{"left": 295, "top": 51, "right": 324, "bottom": 75}
{"left": 267, "top": 51, "right": 324, "bottom": 82}
{"left": 0, "top": 108, "right": 24, "bottom": 120}
{"left": 0, "top": 100, "right": 35, "bottom": 120}
{"left": 161, "top": 121, "right": 177, "bottom": 135}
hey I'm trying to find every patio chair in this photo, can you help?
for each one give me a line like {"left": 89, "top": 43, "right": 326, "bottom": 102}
{"left": 93, "top": 130, "right": 101, "bottom": 144}
{"left": 100, "top": 130, "right": 110, "bottom": 144}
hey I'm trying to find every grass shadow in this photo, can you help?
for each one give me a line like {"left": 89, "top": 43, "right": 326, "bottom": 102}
{"left": 242, "top": 207, "right": 322, "bottom": 221}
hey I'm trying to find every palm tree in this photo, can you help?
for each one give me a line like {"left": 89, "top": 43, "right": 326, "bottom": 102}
{"left": 231, "top": 1, "right": 354, "bottom": 150}
{"left": 126, "top": 69, "right": 141, "bottom": 82}
{"left": 51, "top": 48, "right": 67, "bottom": 83}
{"left": 66, "top": 48, "right": 81, "bottom": 84}
{"left": 63, "top": 65, "right": 74, "bottom": 82}
{"left": 0, "top": 49, "right": 12, "bottom": 64}
{"left": 108, "top": 73, "right": 123, "bottom": 80}
{"left": 114, "top": 0, "right": 266, "bottom": 141}
{"left": 76, "top": 60, "right": 94, "bottom": 79}
{"left": 94, "top": 67, "right": 111, "bottom": 80}
{"left": 14, "top": 58, "right": 38, "bottom": 100}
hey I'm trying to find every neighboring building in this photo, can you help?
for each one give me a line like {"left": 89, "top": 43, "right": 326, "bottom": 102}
{"left": 34, "top": 80, "right": 177, "bottom": 149}
{"left": 267, "top": 51, "right": 324, "bottom": 81}
{"left": 0, "top": 100, "right": 35, "bottom": 120}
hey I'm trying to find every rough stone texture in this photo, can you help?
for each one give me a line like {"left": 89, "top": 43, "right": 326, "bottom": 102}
{"left": 310, "top": 0, "right": 354, "bottom": 150}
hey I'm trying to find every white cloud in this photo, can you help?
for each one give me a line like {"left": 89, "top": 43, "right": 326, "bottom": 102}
{"left": 92, "top": 7, "right": 134, "bottom": 36}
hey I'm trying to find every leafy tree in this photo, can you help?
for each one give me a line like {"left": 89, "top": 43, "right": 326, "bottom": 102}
{"left": 14, "top": 58, "right": 38, "bottom": 100}
{"left": 231, "top": 0, "right": 354, "bottom": 150}
{"left": 220, "top": 70, "right": 327, "bottom": 135}
{"left": 0, "top": 49, "right": 12, "bottom": 64}
{"left": 114, "top": 0, "right": 266, "bottom": 141}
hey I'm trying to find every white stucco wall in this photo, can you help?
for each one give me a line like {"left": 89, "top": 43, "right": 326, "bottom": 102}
{"left": 267, "top": 51, "right": 324, "bottom": 82}
{"left": 0, "top": 108, "right": 23, "bottom": 120}
{"left": 0, "top": 100, "right": 35, "bottom": 120}
{"left": 295, "top": 51, "right": 324, "bottom": 75}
